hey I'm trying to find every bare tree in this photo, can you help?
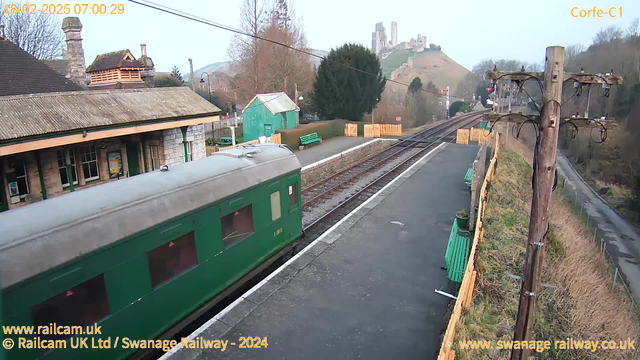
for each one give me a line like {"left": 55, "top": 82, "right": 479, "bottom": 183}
{"left": 0, "top": 1, "right": 64, "bottom": 59}
{"left": 227, "top": 0, "right": 268, "bottom": 101}
{"left": 564, "top": 44, "right": 585, "bottom": 69}
{"left": 628, "top": 18, "right": 639, "bottom": 38}
{"left": 593, "top": 25, "right": 624, "bottom": 45}
{"left": 227, "top": 0, "right": 313, "bottom": 102}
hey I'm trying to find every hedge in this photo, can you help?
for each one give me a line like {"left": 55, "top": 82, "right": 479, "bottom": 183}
{"left": 277, "top": 120, "right": 367, "bottom": 148}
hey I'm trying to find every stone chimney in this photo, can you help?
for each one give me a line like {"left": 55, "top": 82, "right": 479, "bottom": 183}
{"left": 139, "top": 44, "right": 155, "bottom": 87}
{"left": 141, "top": 44, "right": 147, "bottom": 57}
{"left": 62, "top": 17, "right": 86, "bottom": 87}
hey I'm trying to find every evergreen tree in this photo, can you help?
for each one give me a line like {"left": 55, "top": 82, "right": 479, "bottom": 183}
{"left": 408, "top": 77, "right": 423, "bottom": 93}
{"left": 170, "top": 66, "right": 184, "bottom": 82}
{"left": 312, "top": 43, "right": 386, "bottom": 120}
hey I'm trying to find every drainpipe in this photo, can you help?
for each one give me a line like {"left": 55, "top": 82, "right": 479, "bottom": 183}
{"left": 181, "top": 126, "right": 189, "bottom": 163}
{"left": 36, "top": 150, "right": 47, "bottom": 199}
{"left": 64, "top": 147, "right": 74, "bottom": 192}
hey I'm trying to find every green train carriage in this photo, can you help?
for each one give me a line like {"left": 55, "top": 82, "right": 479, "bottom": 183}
{"left": 0, "top": 144, "right": 302, "bottom": 360}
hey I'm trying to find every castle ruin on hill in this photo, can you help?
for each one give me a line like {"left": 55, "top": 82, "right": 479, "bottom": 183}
{"left": 371, "top": 21, "right": 428, "bottom": 55}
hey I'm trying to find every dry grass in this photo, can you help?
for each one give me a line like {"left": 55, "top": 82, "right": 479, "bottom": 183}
{"left": 454, "top": 143, "right": 639, "bottom": 360}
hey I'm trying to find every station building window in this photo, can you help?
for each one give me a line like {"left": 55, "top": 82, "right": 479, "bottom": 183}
{"left": 31, "top": 274, "right": 111, "bottom": 331}
{"left": 80, "top": 145, "right": 100, "bottom": 181}
{"left": 14, "top": 158, "right": 29, "bottom": 197}
{"left": 221, "top": 205, "right": 255, "bottom": 248}
{"left": 57, "top": 150, "right": 78, "bottom": 187}
{"left": 147, "top": 232, "right": 197, "bottom": 287}
{"left": 271, "top": 192, "right": 281, "bottom": 221}
{"left": 289, "top": 183, "right": 298, "bottom": 208}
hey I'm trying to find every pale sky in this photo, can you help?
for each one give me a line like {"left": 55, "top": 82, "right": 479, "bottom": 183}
{"left": 65, "top": 0, "right": 640, "bottom": 74}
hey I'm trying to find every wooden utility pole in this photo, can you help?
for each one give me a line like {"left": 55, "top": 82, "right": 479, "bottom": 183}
{"left": 510, "top": 46, "right": 564, "bottom": 360}
{"left": 484, "top": 48, "right": 622, "bottom": 360}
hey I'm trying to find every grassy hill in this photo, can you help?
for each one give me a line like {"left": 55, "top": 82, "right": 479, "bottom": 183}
{"left": 382, "top": 50, "right": 472, "bottom": 97}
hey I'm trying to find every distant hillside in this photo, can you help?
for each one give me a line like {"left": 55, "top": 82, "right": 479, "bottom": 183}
{"left": 187, "top": 49, "right": 328, "bottom": 81}
{"left": 186, "top": 61, "right": 235, "bottom": 81}
{"left": 309, "top": 48, "right": 328, "bottom": 68}
{"left": 382, "top": 50, "right": 472, "bottom": 98}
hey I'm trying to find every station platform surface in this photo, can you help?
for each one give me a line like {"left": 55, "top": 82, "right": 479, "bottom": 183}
{"left": 295, "top": 136, "right": 372, "bottom": 167}
{"left": 166, "top": 143, "right": 480, "bottom": 360}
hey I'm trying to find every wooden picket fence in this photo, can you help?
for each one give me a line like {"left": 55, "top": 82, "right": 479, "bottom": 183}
{"left": 437, "top": 133, "right": 501, "bottom": 360}
{"left": 345, "top": 123, "right": 358, "bottom": 137}
{"left": 380, "top": 124, "right": 402, "bottom": 136}
{"left": 469, "top": 128, "right": 490, "bottom": 143}
{"left": 456, "top": 129, "right": 470, "bottom": 145}
{"left": 363, "top": 124, "right": 402, "bottom": 138}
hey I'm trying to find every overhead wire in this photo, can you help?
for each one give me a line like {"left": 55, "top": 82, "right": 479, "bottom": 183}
{"left": 127, "top": 0, "right": 461, "bottom": 98}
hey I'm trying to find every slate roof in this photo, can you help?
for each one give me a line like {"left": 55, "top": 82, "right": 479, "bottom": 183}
{"left": 243, "top": 92, "right": 298, "bottom": 115}
{"left": 0, "top": 87, "right": 221, "bottom": 141}
{"left": 86, "top": 50, "right": 144, "bottom": 72}
{"left": 42, "top": 59, "right": 69, "bottom": 76}
{"left": 0, "top": 39, "right": 82, "bottom": 96}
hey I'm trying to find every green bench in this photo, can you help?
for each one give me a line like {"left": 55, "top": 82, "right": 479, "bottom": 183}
{"left": 464, "top": 167, "right": 473, "bottom": 183}
{"left": 300, "top": 132, "right": 322, "bottom": 147}
{"left": 444, "top": 219, "right": 471, "bottom": 283}
{"left": 218, "top": 137, "right": 233, "bottom": 146}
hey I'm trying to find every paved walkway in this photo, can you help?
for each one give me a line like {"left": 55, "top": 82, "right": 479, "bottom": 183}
{"left": 165, "top": 143, "right": 480, "bottom": 360}
{"left": 295, "top": 137, "right": 371, "bottom": 167}
{"left": 557, "top": 155, "right": 640, "bottom": 304}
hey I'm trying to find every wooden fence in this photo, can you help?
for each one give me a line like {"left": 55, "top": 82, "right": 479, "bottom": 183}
{"left": 380, "top": 124, "right": 402, "bottom": 136}
{"left": 469, "top": 128, "right": 491, "bottom": 143}
{"left": 363, "top": 124, "right": 402, "bottom": 138}
{"left": 271, "top": 133, "right": 282, "bottom": 144}
{"left": 437, "top": 133, "right": 501, "bottom": 360}
{"left": 345, "top": 123, "right": 358, "bottom": 137}
{"left": 456, "top": 129, "right": 470, "bottom": 145}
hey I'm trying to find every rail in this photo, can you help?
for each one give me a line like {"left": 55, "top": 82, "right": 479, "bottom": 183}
{"left": 437, "top": 133, "right": 501, "bottom": 360}
{"left": 303, "top": 113, "right": 486, "bottom": 234}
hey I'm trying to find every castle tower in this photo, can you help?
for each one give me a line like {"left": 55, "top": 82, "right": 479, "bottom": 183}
{"left": 62, "top": 17, "right": 86, "bottom": 87}
{"left": 391, "top": 21, "right": 398, "bottom": 47}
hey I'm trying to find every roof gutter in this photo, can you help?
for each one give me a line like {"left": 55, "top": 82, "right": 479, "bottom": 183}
{"left": 0, "top": 114, "right": 220, "bottom": 157}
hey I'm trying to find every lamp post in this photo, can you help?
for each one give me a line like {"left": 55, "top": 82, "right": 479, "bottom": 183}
{"left": 199, "top": 72, "right": 211, "bottom": 103}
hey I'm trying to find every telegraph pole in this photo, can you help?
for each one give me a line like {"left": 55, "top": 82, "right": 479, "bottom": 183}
{"left": 484, "top": 47, "right": 622, "bottom": 360}
{"left": 510, "top": 46, "right": 564, "bottom": 360}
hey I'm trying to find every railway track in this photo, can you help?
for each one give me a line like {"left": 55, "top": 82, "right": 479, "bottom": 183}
{"left": 300, "top": 112, "right": 484, "bottom": 240}
{"left": 142, "top": 111, "right": 484, "bottom": 359}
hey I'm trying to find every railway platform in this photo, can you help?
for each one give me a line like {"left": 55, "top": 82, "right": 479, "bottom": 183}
{"left": 164, "top": 142, "right": 480, "bottom": 360}
{"left": 295, "top": 136, "right": 374, "bottom": 167}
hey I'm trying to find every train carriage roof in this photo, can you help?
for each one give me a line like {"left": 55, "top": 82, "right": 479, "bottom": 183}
{"left": 0, "top": 144, "right": 300, "bottom": 289}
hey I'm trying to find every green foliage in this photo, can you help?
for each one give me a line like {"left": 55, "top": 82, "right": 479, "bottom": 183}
{"left": 475, "top": 83, "right": 491, "bottom": 106}
{"left": 408, "top": 77, "right": 423, "bottom": 93}
{"left": 449, "top": 101, "right": 471, "bottom": 117}
{"left": 312, "top": 43, "right": 386, "bottom": 121}
{"left": 154, "top": 76, "right": 183, "bottom": 88}
{"left": 170, "top": 66, "right": 183, "bottom": 82}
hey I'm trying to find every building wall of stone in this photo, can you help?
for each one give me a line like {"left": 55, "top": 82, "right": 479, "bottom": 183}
{"left": 162, "top": 124, "right": 206, "bottom": 167}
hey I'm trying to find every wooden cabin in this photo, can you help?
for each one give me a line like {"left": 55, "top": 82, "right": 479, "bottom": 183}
{"left": 86, "top": 50, "right": 146, "bottom": 88}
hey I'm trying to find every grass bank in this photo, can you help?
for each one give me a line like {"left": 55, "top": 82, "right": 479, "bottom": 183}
{"left": 454, "top": 149, "right": 639, "bottom": 360}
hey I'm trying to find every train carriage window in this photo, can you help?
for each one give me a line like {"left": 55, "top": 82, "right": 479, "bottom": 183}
{"left": 147, "top": 232, "right": 197, "bottom": 287}
{"left": 31, "top": 274, "right": 111, "bottom": 331}
{"left": 289, "top": 183, "right": 298, "bottom": 208}
{"left": 221, "top": 205, "right": 255, "bottom": 248}
{"left": 271, "top": 192, "right": 281, "bottom": 221}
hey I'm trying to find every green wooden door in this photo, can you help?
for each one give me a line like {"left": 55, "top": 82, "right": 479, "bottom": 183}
{"left": 126, "top": 143, "right": 140, "bottom": 177}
